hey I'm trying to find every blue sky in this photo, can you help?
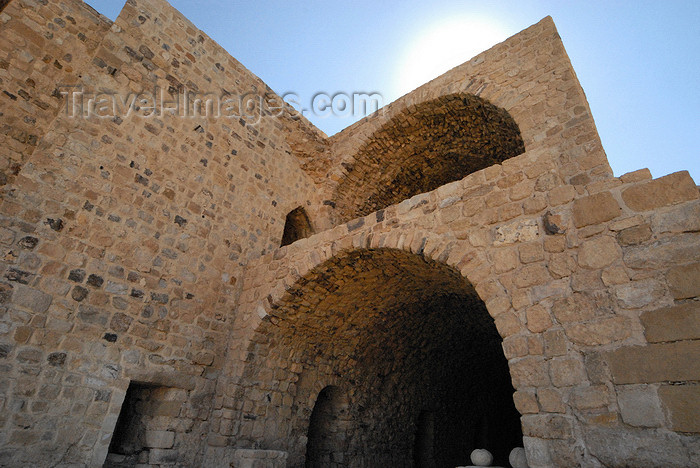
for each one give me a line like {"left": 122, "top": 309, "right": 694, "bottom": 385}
{"left": 88, "top": 1, "right": 699, "bottom": 182}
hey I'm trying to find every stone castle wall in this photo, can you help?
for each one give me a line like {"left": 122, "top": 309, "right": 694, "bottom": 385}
{"left": 0, "top": 1, "right": 698, "bottom": 467}
{"left": 1, "top": 0, "right": 324, "bottom": 465}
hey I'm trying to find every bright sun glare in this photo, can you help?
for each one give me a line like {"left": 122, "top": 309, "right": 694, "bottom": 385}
{"left": 396, "top": 17, "right": 509, "bottom": 97}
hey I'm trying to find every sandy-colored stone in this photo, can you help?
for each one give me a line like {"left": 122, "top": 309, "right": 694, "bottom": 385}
{"left": 641, "top": 302, "right": 700, "bottom": 342}
{"left": 659, "top": 385, "right": 700, "bottom": 433}
{"left": 573, "top": 192, "right": 621, "bottom": 228}
{"left": 666, "top": 263, "right": 700, "bottom": 299}
{"left": 605, "top": 341, "right": 700, "bottom": 384}
{"left": 622, "top": 171, "right": 699, "bottom": 212}
{"left": 564, "top": 316, "right": 632, "bottom": 346}
{"left": 526, "top": 304, "right": 553, "bottom": 333}
{"left": 577, "top": 236, "right": 620, "bottom": 269}
{"left": 0, "top": 4, "right": 697, "bottom": 467}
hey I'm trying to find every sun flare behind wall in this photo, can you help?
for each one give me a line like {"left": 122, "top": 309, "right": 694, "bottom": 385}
{"left": 395, "top": 16, "right": 509, "bottom": 96}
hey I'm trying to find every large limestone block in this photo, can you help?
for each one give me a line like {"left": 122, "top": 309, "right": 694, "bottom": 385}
{"left": 605, "top": 341, "right": 700, "bottom": 384}
{"left": 641, "top": 302, "right": 700, "bottom": 342}
{"left": 622, "top": 171, "right": 699, "bottom": 212}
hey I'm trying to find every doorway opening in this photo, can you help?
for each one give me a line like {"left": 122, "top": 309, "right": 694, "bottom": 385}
{"left": 305, "top": 386, "right": 350, "bottom": 467}
{"left": 281, "top": 206, "right": 313, "bottom": 246}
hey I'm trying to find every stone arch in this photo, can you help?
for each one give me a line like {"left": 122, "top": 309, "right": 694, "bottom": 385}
{"left": 280, "top": 206, "right": 314, "bottom": 246}
{"left": 236, "top": 247, "right": 523, "bottom": 467}
{"left": 331, "top": 93, "right": 525, "bottom": 224}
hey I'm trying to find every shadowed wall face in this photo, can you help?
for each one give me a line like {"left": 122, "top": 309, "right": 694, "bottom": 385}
{"left": 331, "top": 94, "right": 525, "bottom": 224}
{"left": 240, "top": 249, "right": 522, "bottom": 467}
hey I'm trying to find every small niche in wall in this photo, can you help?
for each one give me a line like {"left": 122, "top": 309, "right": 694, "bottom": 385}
{"left": 105, "top": 381, "right": 183, "bottom": 467}
{"left": 305, "top": 386, "right": 350, "bottom": 468}
{"left": 281, "top": 206, "right": 313, "bottom": 247}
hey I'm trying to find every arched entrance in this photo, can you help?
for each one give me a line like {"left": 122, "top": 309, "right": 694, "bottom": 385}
{"left": 331, "top": 93, "right": 525, "bottom": 224}
{"left": 239, "top": 248, "right": 522, "bottom": 466}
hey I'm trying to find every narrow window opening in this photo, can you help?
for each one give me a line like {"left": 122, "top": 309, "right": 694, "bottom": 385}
{"left": 281, "top": 206, "right": 313, "bottom": 247}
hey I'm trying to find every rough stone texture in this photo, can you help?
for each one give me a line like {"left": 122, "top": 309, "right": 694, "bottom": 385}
{"left": 659, "top": 385, "right": 700, "bottom": 433}
{"left": 0, "top": 3, "right": 699, "bottom": 468}
{"left": 641, "top": 302, "right": 700, "bottom": 343}
{"left": 616, "top": 385, "right": 665, "bottom": 428}
{"left": 605, "top": 341, "right": 700, "bottom": 384}
{"left": 667, "top": 263, "right": 700, "bottom": 299}
{"left": 621, "top": 171, "right": 699, "bottom": 212}
{"left": 572, "top": 192, "right": 621, "bottom": 228}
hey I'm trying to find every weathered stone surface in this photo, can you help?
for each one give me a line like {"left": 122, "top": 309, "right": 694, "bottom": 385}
{"left": 537, "top": 388, "right": 566, "bottom": 413}
{"left": 615, "top": 278, "right": 665, "bottom": 309}
{"left": 659, "top": 384, "right": 700, "bottom": 433}
{"left": 573, "top": 192, "right": 621, "bottom": 228}
{"left": 526, "top": 304, "right": 552, "bottom": 333}
{"left": 513, "top": 390, "right": 539, "bottom": 414}
{"left": 577, "top": 236, "right": 620, "bottom": 269}
{"left": 509, "top": 447, "right": 528, "bottom": 468}
{"left": 652, "top": 200, "right": 700, "bottom": 234}
{"left": 551, "top": 294, "right": 595, "bottom": 324}
{"left": 623, "top": 233, "right": 700, "bottom": 269}
{"left": 12, "top": 285, "right": 52, "bottom": 314}
{"left": 641, "top": 302, "right": 700, "bottom": 342}
{"left": 470, "top": 448, "right": 493, "bottom": 466}
{"left": 149, "top": 449, "right": 179, "bottom": 464}
{"left": 145, "top": 430, "right": 175, "bottom": 449}
{"left": 570, "top": 385, "right": 610, "bottom": 410}
{"left": 494, "top": 219, "right": 539, "bottom": 245}
{"left": 622, "top": 171, "right": 699, "bottom": 212}
{"left": 564, "top": 316, "right": 631, "bottom": 346}
{"left": 0, "top": 4, "right": 697, "bottom": 467}
{"left": 605, "top": 341, "right": 700, "bottom": 384}
{"left": 510, "top": 357, "right": 550, "bottom": 388}
{"left": 616, "top": 384, "right": 665, "bottom": 428}
{"left": 617, "top": 224, "right": 652, "bottom": 246}
{"left": 521, "top": 414, "right": 574, "bottom": 439}
{"left": 549, "top": 357, "right": 586, "bottom": 387}
{"left": 584, "top": 427, "right": 698, "bottom": 468}
{"left": 667, "top": 263, "right": 700, "bottom": 299}
{"left": 620, "top": 168, "right": 652, "bottom": 184}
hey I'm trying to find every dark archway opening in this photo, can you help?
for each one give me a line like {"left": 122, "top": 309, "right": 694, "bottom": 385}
{"left": 105, "top": 382, "right": 184, "bottom": 468}
{"left": 241, "top": 248, "right": 523, "bottom": 467}
{"left": 413, "top": 410, "right": 436, "bottom": 468}
{"left": 281, "top": 206, "right": 313, "bottom": 247}
{"left": 305, "top": 386, "right": 350, "bottom": 467}
{"left": 0, "top": 1, "right": 11, "bottom": 14}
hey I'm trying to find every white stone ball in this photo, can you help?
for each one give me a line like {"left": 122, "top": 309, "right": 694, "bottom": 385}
{"left": 509, "top": 447, "right": 528, "bottom": 468}
{"left": 470, "top": 448, "right": 493, "bottom": 466}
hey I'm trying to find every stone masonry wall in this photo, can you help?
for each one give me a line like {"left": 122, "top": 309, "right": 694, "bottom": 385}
{"left": 0, "top": 0, "right": 112, "bottom": 186}
{"left": 311, "top": 17, "right": 614, "bottom": 231}
{"left": 1, "top": 3, "right": 699, "bottom": 467}
{"left": 224, "top": 159, "right": 700, "bottom": 467}
{"left": 0, "top": 0, "right": 326, "bottom": 465}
